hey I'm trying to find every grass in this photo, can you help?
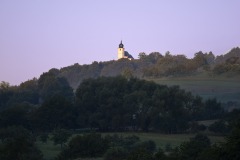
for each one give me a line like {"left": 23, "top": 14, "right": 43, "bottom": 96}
{"left": 36, "top": 139, "right": 61, "bottom": 160}
{"left": 198, "top": 119, "right": 218, "bottom": 126}
{"left": 102, "top": 132, "right": 224, "bottom": 149}
{"left": 148, "top": 74, "right": 240, "bottom": 108}
{"left": 36, "top": 132, "right": 225, "bottom": 160}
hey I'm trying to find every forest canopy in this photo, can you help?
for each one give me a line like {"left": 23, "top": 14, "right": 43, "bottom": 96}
{"left": 1, "top": 76, "right": 224, "bottom": 133}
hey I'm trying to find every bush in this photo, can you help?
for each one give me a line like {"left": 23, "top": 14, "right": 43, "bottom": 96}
{"left": 134, "top": 140, "right": 156, "bottom": 153}
{"left": 165, "top": 143, "right": 173, "bottom": 152}
{"left": 154, "top": 148, "right": 167, "bottom": 160}
{"left": 0, "top": 126, "right": 43, "bottom": 160}
{"left": 104, "top": 147, "right": 128, "bottom": 160}
{"left": 208, "top": 120, "right": 229, "bottom": 134}
{"left": 39, "top": 132, "right": 49, "bottom": 143}
{"left": 127, "top": 148, "right": 153, "bottom": 160}
{"left": 51, "top": 128, "right": 72, "bottom": 148}
{"left": 57, "top": 133, "right": 109, "bottom": 159}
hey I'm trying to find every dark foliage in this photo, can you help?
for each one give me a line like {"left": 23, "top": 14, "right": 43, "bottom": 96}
{"left": 0, "top": 103, "right": 33, "bottom": 129}
{"left": 0, "top": 126, "right": 43, "bottom": 160}
{"left": 75, "top": 76, "right": 224, "bottom": 133}
{"left": 51, "top": 128, "right": 72, "bottom": 148}
{"left": 31, "top": 94, "right": 76, "bottom": 131}
{"left": 170, "top": 134, "right": 211, "bottom": 160}
{"left": 208, "top": 120, "right": 229, "bottom": 134}
{"left": 38, "top": 69, "right": 74, "bottom": 101}
{"left": 57, "top": 133, "right": 159, "bottom": 160}
{"left": 57, "top": 133, "right": 109, "bottom": 159}
{"left": 0, "top": 75, "right": 225, "bottom": 134}
{"left": 127, "top": 148, "right": 154, "bottom": 160}
{"left": 104, "top": 147, "right": 128, "bottom": 160}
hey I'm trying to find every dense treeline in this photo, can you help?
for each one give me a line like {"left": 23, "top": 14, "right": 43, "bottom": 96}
{"left": 0, "top": 72, "right": 239, "bottom": 160}
{"left": 0, "top": 76, "right": 224, "bottom": 133}
{"left": 58, "top": 47, "right": 240, "bottom": 89}
{"left": 75, "top": 77, "right": 224, "bottom": 133}
{"left": 56, "top": 109, "right": 240, "bottom": 160}
{"left": 1, "top": 123, "right": 240, "bottom": 160}
{"left": 55, "top": 127, "right": 240, "bottom": 160}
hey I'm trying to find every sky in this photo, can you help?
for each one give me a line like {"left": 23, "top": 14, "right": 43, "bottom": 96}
{"left": 0, "top": 0, "right": 240, "bottom": 85}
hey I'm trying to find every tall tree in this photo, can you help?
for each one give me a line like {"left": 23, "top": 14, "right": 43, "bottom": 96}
{"left": 51, "top": 128, "right": 72, "bottom": 148}
{"left": 38, "top": 69, "right": 73, "bottom": 101}
{"left": 31, "top": 94, "right": 76, "bottom": 131}
{"left": 0, "top": 126, "right": 43, "bottom": 160}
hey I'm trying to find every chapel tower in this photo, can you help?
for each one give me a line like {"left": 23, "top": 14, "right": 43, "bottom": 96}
{"left": 118, "top": 40, "right": 125, "bottom": 60}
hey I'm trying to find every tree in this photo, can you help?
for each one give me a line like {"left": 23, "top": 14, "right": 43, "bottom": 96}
{"left": 127, "top": 148, "right": 153, "bottom": 160}
{"left": 39, "top": 133, "right": 49, "bottom": 143}
{"left": 203, "top": 98, "right": 224, "bottom": 120}
{"left": 0, "top": 81, "right": 14, "bottom": 110}
{"left": 188, "top": 122, "right": 206, "bottom": 133}
{"left": 51, "top": 128, "right": 72, "bottom": 148}
{"left": 0, "top": 81, "right": 10, "bottom": 90}
{"left": 193, "top": 51, "right": 208, "bottom": 67}
{"left": 104, "top": 134, "right": 140, "bottom": 151}
{"left": 205, "top": 51, "right": 215, "bottom": 65}
{"left": 104, "top": 135, "right": 156, "bottom": 160}
{"left": 0, "top": 126, "right": 43, "bottom": 160}
{"left": 148, "top": 52, "right": 163, "bottom": 63}
{"left": 165, "top": 51, "right": 171, "bottom": 57}
{"left": 134, "top": 140, "right": 156, "bottom": 153}
{"left": 0, "top": 79, "right": 40, "bottom": 111}
{"left": 138, "top": 52, "right": 147, "bottom": 59}
{"left": 208, "top": 120, "right": 229, "bottom": 134}
{"left": 57, "top": 133, "right": 109, "bottom": 159}
{"left": 221, "top": 128, "right": 240, "bottom": 160}
{"left": 104, "top": 147, "right": 128, "bottom": 160}
{"left": 196, "top": 144, "right": 222, "bottom": 160}
{"left": 75, "top": 76, "right": 210, "bottom": 133}
{"left": 215, "top": 47, "right": 240, "bottom": 64}
{"left": 0, "top": 103, "right": 33, "bottom": 128}
{"left": 32, "top": 94, "right": 76, "bottom": 130}
{"left": 154, "top": 148, "right": 167, "bottom": 160}
{"left": 10, "top": 78, "right": 39, "bottom": 104}
{"left": 38, "top": 69, "right": 73, "bottom": 101}
{"left": 176, "top": 134, "right": 210, "bottom": 160}
{"left": 122, "top": 68, "right": 134, "bottom": 80}
{"left": 226, "top": 109, "right": 240, "bottom": 130}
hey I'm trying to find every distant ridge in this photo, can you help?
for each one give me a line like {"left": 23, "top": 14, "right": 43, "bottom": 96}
{"left": 51, "top": 46, "right": 240, "bottom": 89}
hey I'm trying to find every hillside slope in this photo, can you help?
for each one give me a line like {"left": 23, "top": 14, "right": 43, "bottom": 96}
{"left": 149, "top": 74, "right": 240, "bottom": 109}
{"left": 46, "top": 47, "right": 240, "bottom": 108}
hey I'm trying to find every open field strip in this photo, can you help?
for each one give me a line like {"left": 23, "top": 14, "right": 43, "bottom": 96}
{"left": 148, "top": 75, "right": 240, "bottom": 105}
{"left": 37, "top": 132, "right": 225, "bottom": 160}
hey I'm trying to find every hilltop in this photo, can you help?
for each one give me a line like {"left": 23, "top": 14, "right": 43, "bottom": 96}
{"left": 35, "top": 47, "right": 239, "bottom": 107}
{"left": 57, "top": 47, "right": 240, "bottom": 89}
{"left": 1, "top": 47, "right": 240, "bottom": 109}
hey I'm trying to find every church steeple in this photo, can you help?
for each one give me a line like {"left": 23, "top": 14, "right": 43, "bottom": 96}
{"left": 119, "top": 40, "right": 124, "bottom": 48}
{"left": 117, "top": 40, "right": 134, "bottom": 60}
{"left": 118, "top": 40, "right": 125, "bottom": 59}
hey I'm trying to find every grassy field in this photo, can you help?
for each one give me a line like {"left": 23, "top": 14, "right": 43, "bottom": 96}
{"left": 102, "top": 132, "right": 224, "bottom": 149}
{"left": 36, "top": 140, "right": 61, "bottom": 160}
{"left": 37, "top": 132, "right": 224, "bottom": 160}
{"left": 148, "top": 74, "right": 240, "bottom": 109}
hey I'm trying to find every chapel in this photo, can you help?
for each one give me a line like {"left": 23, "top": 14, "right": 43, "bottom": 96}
{"left": 117, "top": 41, "right": 134, "bottom": 60}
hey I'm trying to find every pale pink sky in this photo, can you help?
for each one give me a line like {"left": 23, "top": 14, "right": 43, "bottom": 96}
{"left": 0, "top": 0, "right": 240, "bottom": 85}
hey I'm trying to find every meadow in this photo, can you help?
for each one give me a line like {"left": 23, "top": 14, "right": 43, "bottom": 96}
{"left": 36, "top": 132, "right": 224, "bottom": 160}
{"left": 149, "top": 74, "right": 240, "bottom": 109}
